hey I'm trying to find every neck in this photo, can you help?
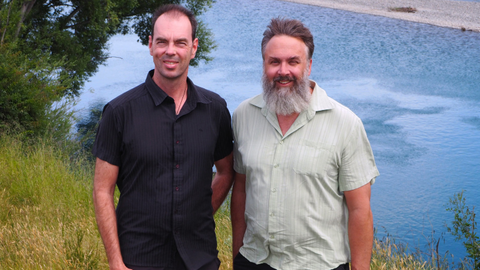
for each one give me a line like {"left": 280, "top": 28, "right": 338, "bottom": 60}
{"left": 277, "top": 112, "right": 300, "bottom": 135}
{"left": 152, "top": 70, "right": 189, "bottom": 99}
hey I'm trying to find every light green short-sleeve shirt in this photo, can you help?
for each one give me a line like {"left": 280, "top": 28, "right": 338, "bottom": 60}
{"left": 233, "top": 81, "right": 379, "bottom": 269}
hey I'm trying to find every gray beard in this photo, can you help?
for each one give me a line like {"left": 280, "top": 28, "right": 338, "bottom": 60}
{"left": 262, "top": 71, "right": 312, "bottom": 116}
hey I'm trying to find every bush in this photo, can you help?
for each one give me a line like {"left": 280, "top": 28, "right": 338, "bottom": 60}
{"left": 75, "top": 101, "right": 105, "bottom": 160}
{"left": 0, "top": 43, "right": 75, "bottom": 140}
{"left": 446, "top": 191, "right": 480, "bottom": 269}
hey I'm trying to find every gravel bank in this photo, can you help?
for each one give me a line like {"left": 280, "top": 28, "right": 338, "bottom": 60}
{"left": 281, "top": 0, "right": 480, "bottom": 32}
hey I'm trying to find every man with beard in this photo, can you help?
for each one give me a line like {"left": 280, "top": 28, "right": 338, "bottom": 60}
{"left": 92, "top": 4, "right": 233, "bottom": 270}
{"left": 231, "top": 18, "right": 379, "bottom": 270}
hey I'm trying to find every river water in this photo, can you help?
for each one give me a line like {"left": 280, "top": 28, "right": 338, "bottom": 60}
{"left": 77, "top": 0, "right": 480, "bottom": 263}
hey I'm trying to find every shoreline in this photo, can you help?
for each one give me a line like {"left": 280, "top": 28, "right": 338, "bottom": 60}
{"left": 280, "top": 0, "right": 480, "bottom": 32}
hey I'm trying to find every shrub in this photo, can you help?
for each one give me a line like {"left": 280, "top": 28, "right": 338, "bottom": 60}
{"left": 446, "top": 191, "right": 480, "bottom": 269}
{"left": 0, "top": 43, "right": 74, "bottom": 140}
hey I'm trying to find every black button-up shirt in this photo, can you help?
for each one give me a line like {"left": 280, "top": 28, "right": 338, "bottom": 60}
{"left": 93, "top": 70, "right": 233, "bottom": 269}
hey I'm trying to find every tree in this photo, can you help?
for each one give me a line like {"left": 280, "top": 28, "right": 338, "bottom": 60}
{"left": 0, "top": 0, "right": 216, "bottom": 138}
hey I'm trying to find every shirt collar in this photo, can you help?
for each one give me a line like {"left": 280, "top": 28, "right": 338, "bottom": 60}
{"left": 144, "top": 69, "right": 211, "bottom": 107}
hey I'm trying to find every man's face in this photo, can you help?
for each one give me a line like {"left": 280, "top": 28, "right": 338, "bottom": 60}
{"left": 149, "top": 13, "right": 198, "bottom": 83}
{"left": 262, "top": 35, "right": 313, "bottom": 115}
{"left": 263, "top": 35, "right": 312, "bottom": 90}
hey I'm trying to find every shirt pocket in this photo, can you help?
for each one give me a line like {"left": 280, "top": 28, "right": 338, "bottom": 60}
{"left": 291, "top": 140, "right": 336, "bottom": 176}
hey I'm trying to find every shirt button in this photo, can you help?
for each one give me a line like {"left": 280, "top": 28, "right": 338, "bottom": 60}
{"left": 270, "top": 213, "right": 274, "bottom": 217}
{"left": 175, "top": 164, "right": 180, "bottom": 168}
{"left": 272, "top": 188, "right": 276, "bottom": 193}
{"left": 279, "top": 141, "right": 284, "bottom": 145}
{"left": 176, "top": 140, "right": 180, "bottom": 144}
{"left": 274, "top": 164, "right": 279, "bottom": 168}
{"left": 175, "top": 187, "right": 179, "bottom": 191}
{"left": 270, "top": 234, "right": 274, "bottom": 239}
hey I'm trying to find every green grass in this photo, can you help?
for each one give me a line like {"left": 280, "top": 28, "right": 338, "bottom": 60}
{"left": 0, "top": 136, "right": 101, "bottom": 269}
{"left": 0, "top": 135, "right": 470, "bottom": 269}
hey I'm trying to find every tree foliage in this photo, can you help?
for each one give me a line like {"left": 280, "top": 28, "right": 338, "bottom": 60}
{"left": 446, "top": 190, "right": 480, "bottom": 269}
{"left": 0, "top": 43, "right": 73, "bottom": 138}
{"left": 0, "top": 0, "right": 216, "bottom": 138}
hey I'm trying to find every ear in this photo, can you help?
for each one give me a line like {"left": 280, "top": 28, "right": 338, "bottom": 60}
{"left": 148, "top": 35, "right": 153, "bottom": 56}
{"left": 307, "top": 58, "right": 313, "bottom": 76}
{"left": 191, "top": 38, "right": 199, "bottom": 59}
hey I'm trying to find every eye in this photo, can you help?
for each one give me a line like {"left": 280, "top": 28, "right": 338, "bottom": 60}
{"left": 176, "top": 41, "right": 188, "bottom": 47}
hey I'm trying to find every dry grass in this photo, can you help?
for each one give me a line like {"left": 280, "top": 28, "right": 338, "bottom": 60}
{"left": 371, "top": 237, "right": 430, "bottom": 269}
{"left": 215, "top": 201, "right": 233, "bottom": 270}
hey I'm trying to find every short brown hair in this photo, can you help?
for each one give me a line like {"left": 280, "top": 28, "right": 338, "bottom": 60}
{"left": 151, "top": 4, "right": 197, "bottom": 41}
{"left": 261, "top": 18, "right": 314, "bottom": 59}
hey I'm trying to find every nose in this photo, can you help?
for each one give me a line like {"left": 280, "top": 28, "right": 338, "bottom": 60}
{"left": 165, "top": 43, "right": 176, "bottom": 55}
{"left": 278, "top": 62, "right": 290, "bottom": 76}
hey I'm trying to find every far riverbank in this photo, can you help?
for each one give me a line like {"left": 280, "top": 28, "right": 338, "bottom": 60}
{"left": 280, "top": 0, "right": 480, "bottom": 32}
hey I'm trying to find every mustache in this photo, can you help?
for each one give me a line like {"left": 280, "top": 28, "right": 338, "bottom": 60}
{"left": 161, "top": 56, "right": 180, "bottom": 62}
{"left": 273, "top": 75, "right": 296, "bottom": 82}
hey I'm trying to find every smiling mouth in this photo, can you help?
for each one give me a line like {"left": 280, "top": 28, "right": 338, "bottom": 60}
{"left": 274, "top": 76, "right": 296, "bottom": 85}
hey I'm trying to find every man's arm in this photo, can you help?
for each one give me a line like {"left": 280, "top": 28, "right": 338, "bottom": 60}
{"left": 93, "top": 158, "right": 131, "bottom": 270}
{"left": 231, "top": 172, "right": 247, "bottom": 259}
{"left": 344, "top": 183, "right": 373, "bottom": 270}
{"left": 211, "top": 152, "right": 234, "bottom": 214}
